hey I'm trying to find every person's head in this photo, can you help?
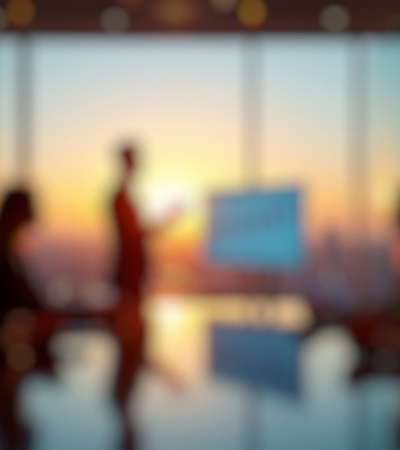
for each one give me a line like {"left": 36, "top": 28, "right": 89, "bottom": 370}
{"left": 118, "top": 145, "right": 138, "bottom": 185}
{"left": 119, "top": 144, "right": 138, "bottom": 175}
{"left": 0, "top": 188, "right": 34, "bottom": 241}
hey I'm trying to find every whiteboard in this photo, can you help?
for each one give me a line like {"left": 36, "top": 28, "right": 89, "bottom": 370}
{"left": 208, "top": 189, "right": 306, "bottom": 269}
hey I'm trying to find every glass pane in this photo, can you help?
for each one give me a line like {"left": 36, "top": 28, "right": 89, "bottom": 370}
{"left": 0, "top": 36, "right": 17, "bottom": 187}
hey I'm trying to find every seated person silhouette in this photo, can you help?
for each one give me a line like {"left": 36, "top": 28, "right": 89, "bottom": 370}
{"left": 0, "top": 187, "right": 49, "bottom": 450}
{"left": 0, "top": 189, "right": 38, "bottom": 318}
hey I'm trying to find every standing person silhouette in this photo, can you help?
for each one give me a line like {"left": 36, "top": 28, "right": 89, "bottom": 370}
{"left": 110, "top": 144, "right": 184, "bottom": 449}
{"left": 111, "top": 145, "right": 147, "bottom": 449}
{"left": 113, "top": 147, "right": 147, "bottom": 301}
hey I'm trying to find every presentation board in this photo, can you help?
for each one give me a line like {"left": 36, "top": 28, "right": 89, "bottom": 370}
{"left": 208, "top": 189, "right": 305, "bottom": 269}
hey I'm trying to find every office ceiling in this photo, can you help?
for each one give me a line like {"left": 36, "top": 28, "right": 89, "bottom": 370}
{"left": 0, "top": 0, "right": 399, "bottom": 33}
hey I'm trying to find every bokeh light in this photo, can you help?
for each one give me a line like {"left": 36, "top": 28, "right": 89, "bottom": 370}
{"left": 100, "top": 6, "right": 131, "bottom": 32}
{"left": 386, "top": 13, "right": 400, "bottom": 31}
{"left": 6, "top": 344, "right": 36, "bottom": 371}
{"left": 0, "top": 6, "right": 8, "bottom": 30}
{"left": 237, "top": 0, "right": 268, "bottom": 28}
{"left": 79, "top": 281, "right": 118, "bottom": 310}
{"left": 6, "top": 0, "right": 36, "bottom": 27}
{"left": 276, "top": 296, "right": 314, "bottom": 332}
{"left": 211, "top": 0, "right": 239, "bottom": 15}
{"left": 46, "top": 276, "right": 75, "bottom": 308}
{"left": 319, "top": 4, "right": 351, "bottom": 32}
{"left": 157, "top": 0, "right": 197, "bottom": 27}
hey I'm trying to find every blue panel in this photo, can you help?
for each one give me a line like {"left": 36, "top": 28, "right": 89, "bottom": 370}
{"left": 208, "top": 189, "right": 306, "bottom": 269}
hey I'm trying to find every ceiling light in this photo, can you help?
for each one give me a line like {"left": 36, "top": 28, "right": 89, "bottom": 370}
{"left": 157, "top": 0, "right": 196, "bottom": 27}
{"left": 100, "top": 6, "right": 130, "bottom": 32}
{"left": 237, "top": 0, "right": 268, "bottom": 28}
{"left": 211, "top": 0, "right": 239, "bottom": 14}
{"left": 319, "top": 4, "right": 351, "bottom": 32}
{"left": 6, "top": 0, "right": 36, "bottom": 27}
{"left": 0, "top": 7, "right": 8, "bottom": 30}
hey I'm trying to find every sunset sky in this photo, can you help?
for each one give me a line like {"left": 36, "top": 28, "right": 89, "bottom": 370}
{"left": 1, "top": 34, "right": 399, "bottom": 245}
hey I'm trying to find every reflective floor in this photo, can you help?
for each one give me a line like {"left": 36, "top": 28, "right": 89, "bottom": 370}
{"left": 14, "top": 297, "right": 400, "bottom": 450}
